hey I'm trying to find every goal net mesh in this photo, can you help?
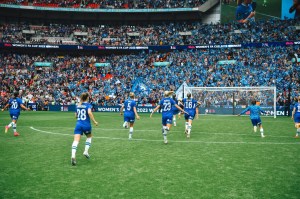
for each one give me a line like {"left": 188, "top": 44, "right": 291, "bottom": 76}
{"left": 183, "top": 87, "right": 276, "bottom": 118}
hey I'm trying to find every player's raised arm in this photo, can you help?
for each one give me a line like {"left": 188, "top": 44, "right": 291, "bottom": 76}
{"left": 175, "top": 104, "right": 188, "bottom": 115}
{"left": 259, "top": 107, "right": 268, "bottom": 116}
{"left": 238, "top": 107, "right": 250, "bottom": 116}
{"left": 150, "top": 105, "right": 160, "bottom": 118}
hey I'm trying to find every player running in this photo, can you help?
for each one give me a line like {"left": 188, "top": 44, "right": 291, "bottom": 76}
{"left": 183, "top": 93, "right": 201, "bottom": 138}
{"left": 71, "top": 92, "right": 98, "bottom": 166}
{"left": 238, "top": 100, "right": 267, "bottom": 138}
{"left": 120, "top": 92, "right": 140, "bottom": 139}
{"left": 150, "top": 91, "right": 187, "bottom": 144}
{"left": 171, "top": 93, "right": 183, "bottom": 126}
{"left": 291, "top": 96, "right": 300, "bottom": 138}
{"left": 2, "top": 91, "right": 30, "bottom": 136}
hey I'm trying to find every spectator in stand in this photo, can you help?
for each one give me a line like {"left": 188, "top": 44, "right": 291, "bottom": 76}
{"left": 1, "top": 18, "right": 299, "bottom": 46}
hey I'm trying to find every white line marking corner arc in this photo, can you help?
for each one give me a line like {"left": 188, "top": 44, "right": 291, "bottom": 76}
{"left": 29, "top": 127, "right": 300, "bottom": 145}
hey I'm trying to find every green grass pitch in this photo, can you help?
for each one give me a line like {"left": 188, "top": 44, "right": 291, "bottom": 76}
{"left": 221, "top": 0, "right": 282, "bottom": 24}
{"left": 0, "top": 111, "right": 299, "bottom": 199}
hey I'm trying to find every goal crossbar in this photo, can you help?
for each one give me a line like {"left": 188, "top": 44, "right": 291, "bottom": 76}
{"left": 184, "top": 86, "right": 277, "bottom": 118}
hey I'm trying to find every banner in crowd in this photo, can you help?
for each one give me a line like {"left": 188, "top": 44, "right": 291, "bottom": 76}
{"left": 131, "top": 78, "right": 150, "bottom": 95}
{"left": 1, "top": 41, "right": 299, "bottom": 52}
{"left": 48, "top": 105, "right": 289, "bottom": 116}
{"left": 28, "top": 103, "right": 37, "bottom": 111}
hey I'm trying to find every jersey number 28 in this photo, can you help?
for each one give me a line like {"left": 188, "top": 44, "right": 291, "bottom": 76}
{"left": 77, "top": 109, "right": 87, "bottom": 120}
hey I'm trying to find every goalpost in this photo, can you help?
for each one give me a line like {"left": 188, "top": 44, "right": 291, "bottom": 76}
{"left": 183, "top": 86, "right": 277, "bottom": 118}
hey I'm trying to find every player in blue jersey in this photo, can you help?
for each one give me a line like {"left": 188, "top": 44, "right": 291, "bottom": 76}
{"left": 291, "top": 96, "right": 300, "bottom": 138}
{"left": 71, "top": 92, "right": 98, "bottom": 166}
{"left": 236, "top": 0, "right": 255, "bottom": 23}
{"left": 120, "top": 92, "right": 140, "bottom": 139}
{"left": 1, "top": 91, "right": 30, "bottom": 136}
{"left": 171, "top": 93, "right": 183, "bottom": 127}
{"left": 238, "top": 100, "right": 267, "bottom": 138}
{"left": 150, "top": 91, "right": 187, "bottom": 144}
{"left": 183, "top": 93, "right": 201, "bottom": 138}
{"left": 289, "top": 0, "right": 300, "bottom": 19}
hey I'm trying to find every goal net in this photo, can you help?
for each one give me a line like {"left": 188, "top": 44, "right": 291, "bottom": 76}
{"left": 183, "top": 87, "right": 277, "bottom": 118}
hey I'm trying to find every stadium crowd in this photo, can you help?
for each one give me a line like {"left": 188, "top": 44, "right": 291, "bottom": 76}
{"left": 1, "top": 18, "right": 299, "bottom": 46}
{"left": 0, "top": 45, "right": 299, "bottom": 109}
{"left": 0, "top": 0, "right": 206, "bottom": 9}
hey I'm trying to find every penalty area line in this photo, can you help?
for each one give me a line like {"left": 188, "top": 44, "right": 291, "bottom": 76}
{"left": 29, "top": 127, "right": 299, "bottom": 145}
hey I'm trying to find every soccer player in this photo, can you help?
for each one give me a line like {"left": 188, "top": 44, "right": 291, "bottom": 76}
{"left": 150, "top": 91, "right": 187, "bottom": 144}
{"left": 236, "top": 0, "right": 255, "bottom": 23}
{"left": 289, "top": 0, "right": 300, "bottom": 19}
{"left": 238, "top": 100, "right": 267, "bottom": 138}
{"left": 291, "top": 96, "right": 300, "bottom": 138}
{"left": 171, "top": 93, "right": 183, "bottom": 126}
{"left": 120, "top": 92, "right": 140, "bottom": 139}
{"left": 1, "top": 91, "right": 30, "bottom": 136}
{"left": 71, "top": 92, "right": 98, "bottom": 166}
{"left": 183, "top": 93, "right": 201, "bottom": 138}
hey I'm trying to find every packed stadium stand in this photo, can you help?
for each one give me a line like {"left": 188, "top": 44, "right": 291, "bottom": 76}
{"left": 0, "top": 45, "right": 299, "bottom": 108}
{"left": 1, "top": 19, "right": 299, "bottom": 46}
{"left": 0, "top": 0, "right": 206, "bottom": 9}
{"left": 0, "top": 0, "right": 299, "bottom": 113}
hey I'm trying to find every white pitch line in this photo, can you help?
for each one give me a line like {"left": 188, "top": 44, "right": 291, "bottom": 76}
{"left": 28, "top": 126, "right": 293, "bottom": 138}
{"left": 30, "top": 127, "right": 299, "bottom": 145}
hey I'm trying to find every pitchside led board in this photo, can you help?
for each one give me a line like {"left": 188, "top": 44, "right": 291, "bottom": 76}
{"left": 220, "top": 0, "right": 297, "bottom": 24}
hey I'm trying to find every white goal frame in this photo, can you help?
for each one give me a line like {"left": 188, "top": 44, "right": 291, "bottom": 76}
{"left": 183, "top": 86, "right": 277, "bottom": 118}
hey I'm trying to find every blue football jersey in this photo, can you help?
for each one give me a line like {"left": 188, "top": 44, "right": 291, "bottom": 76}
{"left": 294, "top": 103, "right": 300, "bottom": 117}
{"left": 124, "top": 99, "right": 136, "bottom": 117}
{"left": 76, "top": 102, "right": 92, "bottom": 126}
{"left": 159, "top": 97, "right": 175, "bottom": 118}
{"left": 240, "top": 105, "right": 266, "bottom": 119}
{"left": 9, "top": 98, "right": 23, "bottom": 114}
{"left": 236, "top": 3, "right": 253, "bottom": 21}
{"left": 183, "top": 98, "right": 198, "bottom": 115}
